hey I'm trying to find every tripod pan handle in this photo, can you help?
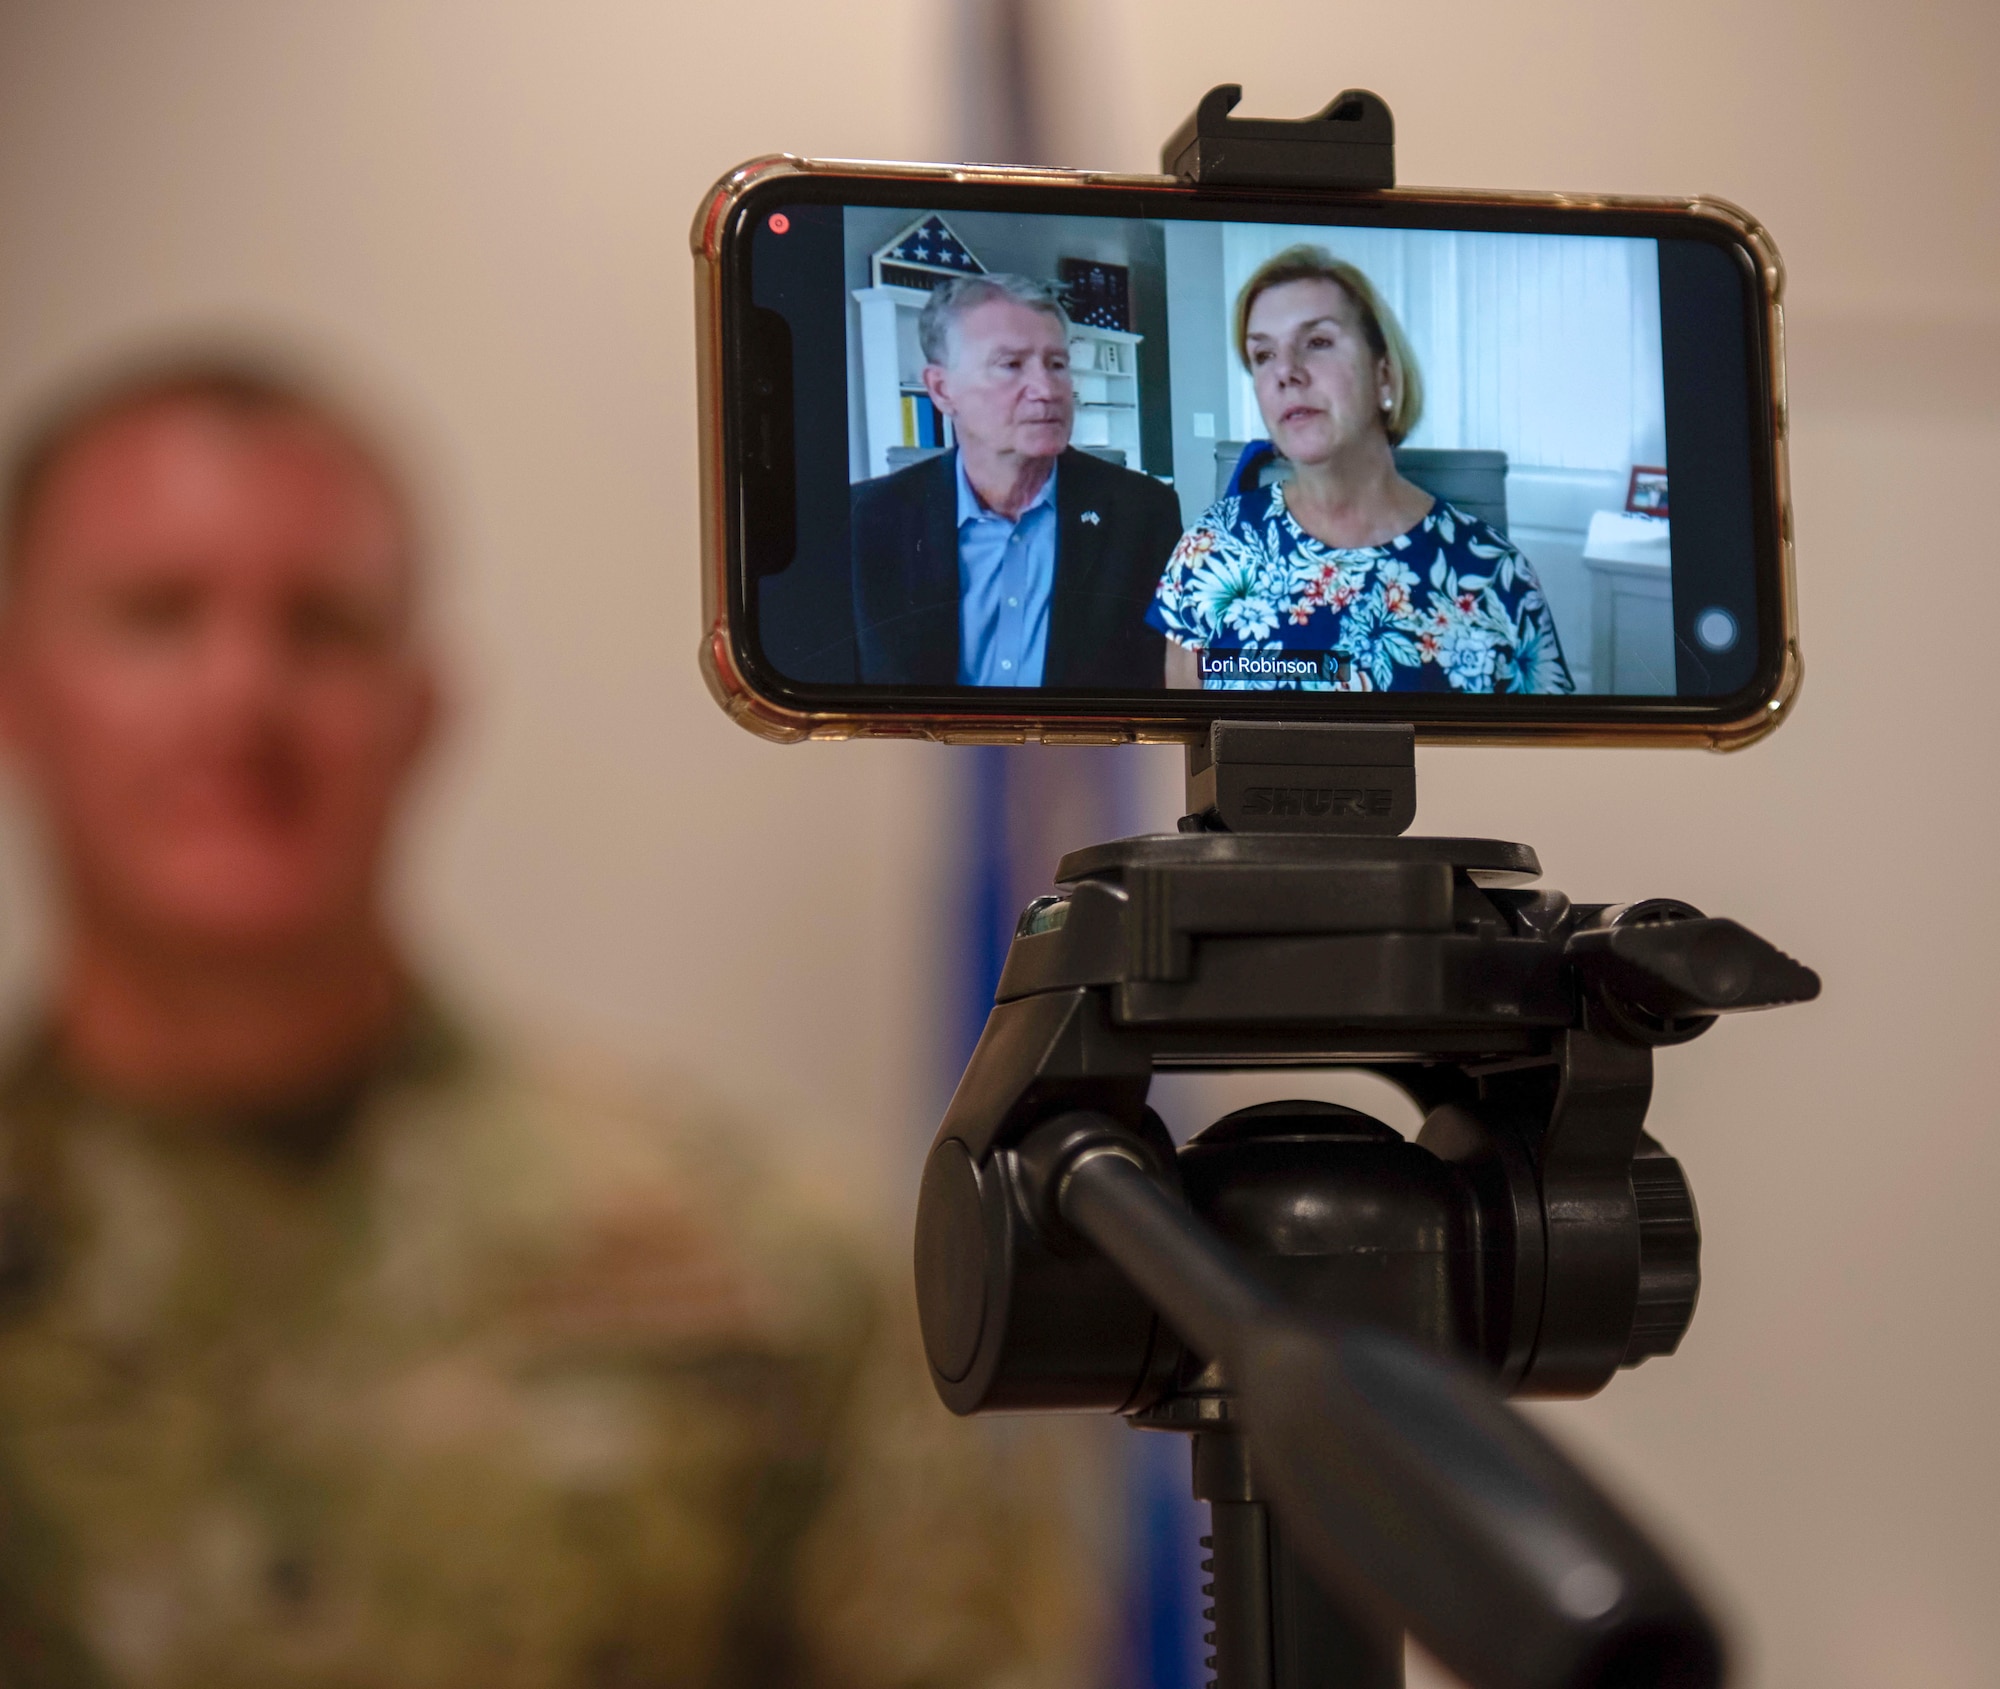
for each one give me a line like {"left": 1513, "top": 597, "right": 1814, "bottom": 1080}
{"left": 1050, "top": 1132, "right": 1726, "bottom": 1689}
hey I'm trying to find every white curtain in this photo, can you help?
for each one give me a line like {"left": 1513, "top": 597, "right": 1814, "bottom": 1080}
{"left": 1221, "top": 224, "right": 1666, "bottom": 475}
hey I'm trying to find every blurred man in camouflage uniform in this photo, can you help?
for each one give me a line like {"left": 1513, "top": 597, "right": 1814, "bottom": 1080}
{"left": 0, "top": 362, "right": 1109, "bottom": 1687}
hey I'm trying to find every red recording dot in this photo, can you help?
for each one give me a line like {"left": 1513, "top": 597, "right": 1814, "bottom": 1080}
{"left": 768, "top": 213, "right": 791, "bottom": 235}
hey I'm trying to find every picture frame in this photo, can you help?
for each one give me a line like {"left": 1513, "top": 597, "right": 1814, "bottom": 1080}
{"left": 1626, "top": 465, "right": 1669, "bottom": 518}
{"left": 1057, "top": 256, "right": 1131, "bottom": 331}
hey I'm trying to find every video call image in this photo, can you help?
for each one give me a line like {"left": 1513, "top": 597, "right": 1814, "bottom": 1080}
{"left": 837, "top": 206, "right": 1674, "bottom": 696}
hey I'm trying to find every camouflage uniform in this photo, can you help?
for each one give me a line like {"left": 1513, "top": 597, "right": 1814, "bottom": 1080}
{"left": 0, "top": 1004, "right": 1113, "bottom": 1688}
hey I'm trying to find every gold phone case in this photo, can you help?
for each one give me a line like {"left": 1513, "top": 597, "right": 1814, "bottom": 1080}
{"left": 692, "top": 154, "right": 1797, "bottom": 751}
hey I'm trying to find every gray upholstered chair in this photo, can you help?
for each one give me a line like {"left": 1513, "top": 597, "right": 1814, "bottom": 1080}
{"left": 1212, "top": 440, "right": 1509, "bottom": 538}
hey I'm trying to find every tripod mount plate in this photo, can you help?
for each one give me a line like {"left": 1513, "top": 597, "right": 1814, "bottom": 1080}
{"left": 1059, "top": 832, "right": 1542, "bottom": 889}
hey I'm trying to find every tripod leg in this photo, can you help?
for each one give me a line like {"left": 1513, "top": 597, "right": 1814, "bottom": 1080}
{"left": 1196, "top": 1437, "right": 1402, "bottom": 1689}
{"left": 1269, "top": 1509, "right": 1401, "bottom": 1689}
{"left": 1206, "top": 1500, "right": 1275, "bottom": 1688}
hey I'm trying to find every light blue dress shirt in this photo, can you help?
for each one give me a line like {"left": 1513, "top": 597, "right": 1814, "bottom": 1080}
{"left": 955, "top": 452, "right": 1058, "bottom": 687}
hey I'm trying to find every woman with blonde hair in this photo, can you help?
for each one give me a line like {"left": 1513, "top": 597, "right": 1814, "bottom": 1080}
{"left": 1149, "top": 246, "right": 1572, "bottom": 693}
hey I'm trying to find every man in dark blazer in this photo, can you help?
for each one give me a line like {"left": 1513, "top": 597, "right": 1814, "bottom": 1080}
{"left": 851, "top": 274, "right": 1180, "bottom": 689}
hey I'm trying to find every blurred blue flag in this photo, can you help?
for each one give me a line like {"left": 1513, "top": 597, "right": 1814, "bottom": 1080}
{"left": 944, "top": 744, "right": 1208, "bottom": 1689}
{"left": 941, "top": 5, "right": 1208, "bottom": 1678}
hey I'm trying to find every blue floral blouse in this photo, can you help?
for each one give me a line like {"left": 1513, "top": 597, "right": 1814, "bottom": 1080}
{"left": 1147, "top": 483, "right": 1574, "bottom": 694}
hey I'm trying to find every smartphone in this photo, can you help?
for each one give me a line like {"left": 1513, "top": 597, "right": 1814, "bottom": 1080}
{"left": 693, "top": 156, "right": 1795, "bottom": 748}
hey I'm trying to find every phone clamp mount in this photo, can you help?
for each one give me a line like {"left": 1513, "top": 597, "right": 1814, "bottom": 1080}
{"left": 1162, "top": 83, "right": 1396, "bottom": 189}
{"left": 916, "top": 723, "right": 1817, "bottom": 1689}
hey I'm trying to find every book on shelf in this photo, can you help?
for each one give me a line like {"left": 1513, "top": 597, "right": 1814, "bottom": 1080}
{"left": 900, "top": 391, "right": 949, "bottom": 450}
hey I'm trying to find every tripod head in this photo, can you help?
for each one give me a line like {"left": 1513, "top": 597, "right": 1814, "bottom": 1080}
{"left": 915, "top": 723, "right": 1817, "bottom": 1689}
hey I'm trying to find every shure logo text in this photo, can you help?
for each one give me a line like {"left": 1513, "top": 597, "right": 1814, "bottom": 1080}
{"left": 1241, "top": 786, "right": 1394, "bottom": 818}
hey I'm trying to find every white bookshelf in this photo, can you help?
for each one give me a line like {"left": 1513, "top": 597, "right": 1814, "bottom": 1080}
{"left": 853, "top": 284, "right": 944, "bottom": 481}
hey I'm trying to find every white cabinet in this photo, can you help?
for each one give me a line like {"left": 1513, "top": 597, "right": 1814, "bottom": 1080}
{"left": 1582, "top": 511, "right": 1674, "bottom": 694}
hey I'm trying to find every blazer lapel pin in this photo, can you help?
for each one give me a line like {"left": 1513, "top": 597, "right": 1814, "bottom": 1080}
{"left": 1080, "top": 510, "right": 1101, "bottom": 525}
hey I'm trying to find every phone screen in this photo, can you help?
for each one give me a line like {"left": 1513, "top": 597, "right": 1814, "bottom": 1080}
{"left": 729, "top": 182, "right": 1779, "bottom": 723}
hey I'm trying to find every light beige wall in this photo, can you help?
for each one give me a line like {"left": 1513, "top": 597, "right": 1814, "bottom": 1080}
{"left": 0, "top": 3, "right": 1994, "bottom": 1685}
{"left": 0, "top": 0, "right": 970, "bottom": 1204}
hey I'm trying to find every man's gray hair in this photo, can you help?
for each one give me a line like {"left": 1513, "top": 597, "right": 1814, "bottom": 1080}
{"left": 918, "top": 274, "right": 1072, "bottom": 369}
